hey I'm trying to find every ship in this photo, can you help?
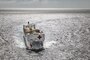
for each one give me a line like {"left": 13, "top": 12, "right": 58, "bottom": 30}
{"left": 23, "top": 22, "right": 45, "bottom": 51}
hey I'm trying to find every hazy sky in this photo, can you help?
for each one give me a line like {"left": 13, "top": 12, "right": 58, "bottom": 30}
{"left": 0, "top": 0, "right": 90, "bottom": 8}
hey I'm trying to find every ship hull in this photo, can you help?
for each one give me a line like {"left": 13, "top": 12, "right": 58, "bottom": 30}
{"left": 23, "top": 34, "right": 45, "bottom": 51}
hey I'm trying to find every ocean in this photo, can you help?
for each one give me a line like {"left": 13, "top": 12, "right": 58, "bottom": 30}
{"left": 0, "top": 13, "right": 90, "bottom": 60}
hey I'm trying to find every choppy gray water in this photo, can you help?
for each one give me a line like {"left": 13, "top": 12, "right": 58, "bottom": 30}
{"left": 0, "top": 13, "right": 90, "bottom": 60}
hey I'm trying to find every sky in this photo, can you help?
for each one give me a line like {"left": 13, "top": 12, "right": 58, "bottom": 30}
{"left": 0, "top": 0, "right": 90, "bottom": 8}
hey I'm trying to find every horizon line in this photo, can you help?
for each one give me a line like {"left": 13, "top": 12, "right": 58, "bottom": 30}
{"left": 0, "top": 8, "right": 90, "bottom": 10}
{"left": 0, "top": 8, "right": 90, "bottom": 14}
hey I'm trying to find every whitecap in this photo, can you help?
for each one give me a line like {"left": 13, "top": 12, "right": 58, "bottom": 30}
{"left": 44, "top": 41, "right": 57, "bottom": 48}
